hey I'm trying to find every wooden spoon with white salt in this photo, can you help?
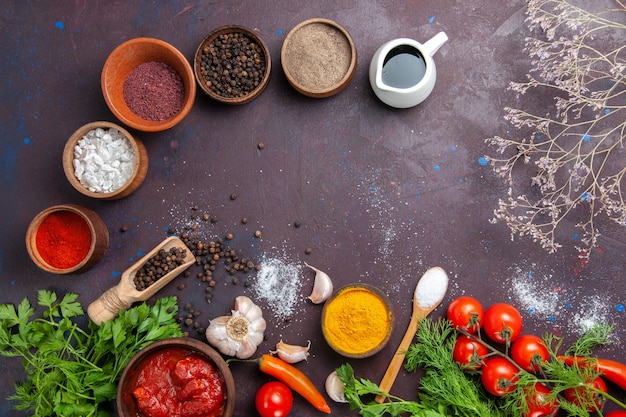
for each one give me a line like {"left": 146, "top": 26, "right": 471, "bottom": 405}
{"left": 374, "top": 266, "right": 449, "bottom": 403}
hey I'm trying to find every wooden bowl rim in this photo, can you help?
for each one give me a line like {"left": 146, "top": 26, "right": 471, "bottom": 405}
{"left": 116, "top": 337, "right": 236, "bottom": 417}
{"left": 25, "top": 204, "right": 104, "bottom": 274}
{"left": 281, "top": 18, "right": 357, "bottom": 98}
{"left": 62, "top": 121, "right": 145, "bottom": 199}
{"left": 101, "top": 37, "right": 196, "bottom": 132}
{"left": 194, "top": 25, "right": 272, "bottom": 105}
{"left": 321, "top": 283, "right": 394, "bottom": 358}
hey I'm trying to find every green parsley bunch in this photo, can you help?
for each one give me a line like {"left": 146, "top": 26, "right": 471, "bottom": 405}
{"left": 0, "top": 290, "right": 184, "bottom": 417}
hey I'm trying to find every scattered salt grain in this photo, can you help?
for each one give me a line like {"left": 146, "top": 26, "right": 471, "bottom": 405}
{"left": 415, "top": 266, "right": 449, "bottom": 308}
{"left": 253, "top": 256, "right": 304, "bottom": 323}
{"left": 73, "top": 127, "right": 136, "bottom": 193}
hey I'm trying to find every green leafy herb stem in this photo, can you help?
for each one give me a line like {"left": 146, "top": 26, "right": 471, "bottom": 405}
{"left": 0, "top": 290, "right": 184, "bottom": 417}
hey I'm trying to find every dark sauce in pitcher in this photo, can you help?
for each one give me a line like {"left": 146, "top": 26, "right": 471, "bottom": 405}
{"left": 381, "top": 45, "right": 426, "bottom": 89}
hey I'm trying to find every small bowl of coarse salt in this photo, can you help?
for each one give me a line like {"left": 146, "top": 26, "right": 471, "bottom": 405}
{"left": 102, "top": 37, "right": 196, "bottom": 132}
{"left": 62, "top": 121, "right": 148, "bottom": 200}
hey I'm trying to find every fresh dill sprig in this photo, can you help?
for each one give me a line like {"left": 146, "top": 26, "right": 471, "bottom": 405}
{"left": 337, "top": 317, "right": 624, "bottom": 417}
{"left": 565, "top": 323, "right": 614, "bottom": 357}
{"left": 406, "top": 318, "right": 507, "bottom": 417}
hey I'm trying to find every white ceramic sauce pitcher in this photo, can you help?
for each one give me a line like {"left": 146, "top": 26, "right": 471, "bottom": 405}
{"left": 369, "top": 31, "right": 448, "bottom": 109}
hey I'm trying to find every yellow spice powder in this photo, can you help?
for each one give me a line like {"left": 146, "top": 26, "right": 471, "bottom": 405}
{"left": 323, "top": 287, "right": 391, "bottom": 354}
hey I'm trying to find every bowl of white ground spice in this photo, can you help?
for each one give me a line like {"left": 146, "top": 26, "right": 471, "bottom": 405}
{"left": 281, "top": 18, "right": 357, "bottom": 98}
{"left": 62, "top": 121, "right": 148, "bottom": 200}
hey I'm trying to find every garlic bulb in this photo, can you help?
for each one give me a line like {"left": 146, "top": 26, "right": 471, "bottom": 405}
{"left": 305, "top": 262, "right": 333, "bottom": 304}
{"left": 205, "top": 295, "right": 266, "bottom": 359}
{"left": 270, "top": 340, "right": 311, "bottom": 363}
{"left": 325, "top": 371, "right": 347, "bottom": 403}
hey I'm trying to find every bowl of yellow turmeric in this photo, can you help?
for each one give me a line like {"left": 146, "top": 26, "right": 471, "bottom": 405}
{"left": 321, "top": 284, "right": 394, "bottom": 358}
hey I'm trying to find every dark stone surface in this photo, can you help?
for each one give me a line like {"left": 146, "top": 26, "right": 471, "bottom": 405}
{"left": 1, "top": 1, "right": 624, "bottom": 416}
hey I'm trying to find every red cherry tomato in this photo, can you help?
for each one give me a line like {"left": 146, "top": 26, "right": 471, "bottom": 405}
{"left": 453, "top": 335, "right": 488, "bottom": 370}
{"left": 481, "top": 357, "right": 519, "bottom": 397}
{"left": 605, "top": 411, "right": 626, "bottom": 416}
{"left": 563, "top": 376, "right": 607, "bottom": 411}
{"left": 255, "top": 381, "right": 294, "bottom": 417}
{"left": 447, "top": 296, "right": 485, "bottom": 333}
{"left": 510, "top": 335, "right": 549, "bottom": 373}
{"left": 483, "top": 303, "right": 523, "bottom": 346}
{"left": 520, "top": 382, "right": 558, "bottom": 417}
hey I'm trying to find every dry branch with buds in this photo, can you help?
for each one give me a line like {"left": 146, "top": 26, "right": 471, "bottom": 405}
{"left": 485, "top": 0, "right": 626, "bottom": 257}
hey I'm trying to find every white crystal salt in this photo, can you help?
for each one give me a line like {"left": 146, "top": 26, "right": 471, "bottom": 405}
{"left": 415, "top": 266, "right": 449, "bottom": 308}
{"left": 73, "top": 127, "right": 136, "bottom": 193}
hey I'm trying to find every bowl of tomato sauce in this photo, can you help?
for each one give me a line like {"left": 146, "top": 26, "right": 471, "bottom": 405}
{"left": 117, "top": 337, "right": 235, "bottom": 417}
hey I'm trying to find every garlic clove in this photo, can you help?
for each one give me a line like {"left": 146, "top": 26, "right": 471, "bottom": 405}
{"left": 325, "top": 371, "right": 347, "bottom": 403}
{"left": 236, "top": 338, "right": 259, "bottom": 359}
{"left": 270, "top": 340, "right": 311, "bottom": 364}
{"left": 206, "top": 316, "right": 241, "bottom": 357}
{"left": 305, "top": 262, "right": 333, "bottom": 304}
{"left": 234, "top": 295, "right": 256, "bottom": 316}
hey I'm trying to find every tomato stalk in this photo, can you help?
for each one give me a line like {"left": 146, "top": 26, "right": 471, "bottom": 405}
{"left": 456, "top": 326, "right": 526, "bottom": 374}
{"left": 229, "top": 354, "right": 331, "bottom": 413}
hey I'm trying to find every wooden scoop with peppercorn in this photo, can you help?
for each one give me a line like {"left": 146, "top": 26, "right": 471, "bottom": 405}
{"left": 88, "top": 236, "right": 195, "bottom": 325}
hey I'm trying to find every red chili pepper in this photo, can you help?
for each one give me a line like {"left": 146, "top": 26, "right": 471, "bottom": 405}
{"left": 257, "top": 354, "right": 331, "bottom": 413}
{"left": 560, "top": 356, "right": 626, "bottom": 391}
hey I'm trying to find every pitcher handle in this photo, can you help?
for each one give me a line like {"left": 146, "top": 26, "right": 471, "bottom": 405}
{"left": 422, "top": 31, "right": 448, "bottom": 57}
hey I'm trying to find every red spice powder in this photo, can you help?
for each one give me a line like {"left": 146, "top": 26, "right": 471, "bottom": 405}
{"left": 123, "top": 61, "right": 185, "bottom": 121}
{"left": 35, "top": 210, "right": 92, "bottom": 269}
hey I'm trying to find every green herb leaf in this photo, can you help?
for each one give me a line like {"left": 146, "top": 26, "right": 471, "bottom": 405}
{"left": 1, "top": 291, "right": 184, "bottom": 416}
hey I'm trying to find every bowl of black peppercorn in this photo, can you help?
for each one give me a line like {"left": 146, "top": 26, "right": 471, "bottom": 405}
{"left": 194, "top": 25, "right": 271, "bottom": 105}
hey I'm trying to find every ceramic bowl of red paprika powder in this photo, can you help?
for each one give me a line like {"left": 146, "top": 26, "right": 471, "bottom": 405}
{"left": 102, "top": 37, "right": 196, "bottom": 132}
{"left": 117, "top": 337, "right": 235, "bottom": 417}
{"left": 194, "top": 25, "right": 271, "bottom": 105}
{"left": 26, "top": 204, "right": 109, "bottom": 275}
{"left": 62, "top": 121, "right": 149, "bottom": 200}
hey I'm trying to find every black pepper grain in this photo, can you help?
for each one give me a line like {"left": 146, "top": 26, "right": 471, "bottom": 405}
{"left": 199, "top": 32, "right": 267, "bottom": 99}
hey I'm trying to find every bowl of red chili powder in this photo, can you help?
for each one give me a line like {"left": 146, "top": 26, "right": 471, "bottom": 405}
{"left": 102, "top": 37, "right": 196, "bottom": 132}
{"left": 26, "top": 204, "right": 109, "bottom": 275}
{"left": 117, "top": 337, "right": 235, "bottom": 417}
